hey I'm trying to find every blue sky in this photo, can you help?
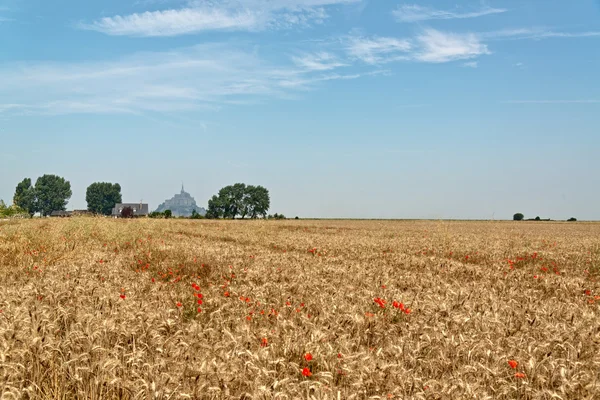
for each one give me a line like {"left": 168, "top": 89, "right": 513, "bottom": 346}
{"left": 1, "top": 0, "right": 599, "bottom": 219}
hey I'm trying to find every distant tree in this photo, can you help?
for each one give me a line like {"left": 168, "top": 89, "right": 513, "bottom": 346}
{"left": 121, "top": 206, "right": 134, "bottom": 218}
{"left": 216, "top": 183, "right": 246, "bottom": 218}
{"left": 513, "top": 213, "right": 524, "bottom": 221}
{"left": 164, "top": 210, "right": 172, "bottom": 219}
{"left": 13, "top": 178, "right": 37, "bottom": 216}
{"left": 34, "top": 175, "right": 72, "bottom": 217}
{"left": 535, "top": 216, "right": 541, "bottom": 221}
{"left": 206, "top": 195, "right": 224, "bottom": 219}
{"left": 244, "top": 185, "right": 270, "bottom": 219}
{"left": 190, "top": 209, "right": 204, "bottom": 219}
{"left": 567, "top": 217, "right": 577, "bottom": 222}
{"left": 206, "top": 184, "right": 270, "bottom": 219}
{"left": 0, "top": 200, "right": 27, "bottom": 218}
{"left": 86, "top": 182, "right": 122, "bottom": 215}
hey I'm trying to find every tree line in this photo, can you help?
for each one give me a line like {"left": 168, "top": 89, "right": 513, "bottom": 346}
{"left": 7, "top": 175, "right": 276, "bottom": 219}
{"left": 513, "top": 213, "right": 577, "bottom": 222}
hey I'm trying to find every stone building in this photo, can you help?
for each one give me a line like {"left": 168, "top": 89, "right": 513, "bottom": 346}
{"left": 155, "top": 185, "right": 206, "bottom": 217}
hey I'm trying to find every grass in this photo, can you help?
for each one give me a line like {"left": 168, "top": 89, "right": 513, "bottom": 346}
{"left": 0, "top": 218, "right": 599, "bottom": 399}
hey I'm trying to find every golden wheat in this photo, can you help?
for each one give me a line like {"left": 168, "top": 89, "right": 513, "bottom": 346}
{"left": 0, "top": 218, "right": 599, "bottom": 399}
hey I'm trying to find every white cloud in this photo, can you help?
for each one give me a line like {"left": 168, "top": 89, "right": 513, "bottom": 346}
{"left": 463, "top": 61, "right": 478, "bottom": 68}
{"left": 292, "top": 52, "right": 347, "bottom": 71}
{"left": 414, "top": 29, "right": 490, "bottom": 63}
{"left": 346, "top": 36, "right": 412, "bottom": 64}
{"left": 483, "top": 28, "right": 600, "bottom": 40}
{"left": 81, "top": 0, "right": 361, "bottom": 36}
{"left": 0, "top": 42, "right": 360, "bottom": 116}
{"left": 345, "top": 29, "right": 490, "bottom": 64}
{"left": 503, "top": 100, "right": 600, "bottom": 104}
{"left": 81, "top": 8, "right": 261, "bottom": 36}
{"left": 393, "top": 4, "right": 506, "bottom": 23}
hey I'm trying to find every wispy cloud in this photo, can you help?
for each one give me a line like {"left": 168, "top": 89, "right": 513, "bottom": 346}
{"left": 80, "top": 0, "right": 360, "bottom": 36}
{"left": 0, "top": 42, "right": 365, "bottom": 116}
{"left": 80, "top": 8, "right": 261, "bottom": 36}
{"left": 503, "top": 100, "right": 600, "bottom": 104}
{"left": 463, "top": 61, "right": 478, "bottom": 68}
{"left": 414, "top": 29, "right": 490, "bottom": 63}
{"left": 292, "top": 52, "right": 347, "bottom": 71}
{"left": 345, "top": 36, "right": 412, "bottom": 64}
{"left": 393, "top": 4, "right": 506, "bottom": 23}
{"left": 345, "top": 29, "right": 490, "bottom": 64}
{"left": 483, "top": 28, "right": 600, "bottom": 40}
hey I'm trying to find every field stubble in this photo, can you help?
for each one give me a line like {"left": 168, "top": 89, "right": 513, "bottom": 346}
{"left": 0, "top": 218, "right": 599, "bottom": 399}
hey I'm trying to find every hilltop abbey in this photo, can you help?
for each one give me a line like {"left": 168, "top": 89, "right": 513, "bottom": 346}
{"left": 155, "top": 185, "right": 206, "bottom": 217}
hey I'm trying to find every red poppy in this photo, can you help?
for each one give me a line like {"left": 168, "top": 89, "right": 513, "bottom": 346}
{"left": 224, "top": 292, "right": 230, "bottom": 297}
{"left": 304, "top": 353, "right": 313, "bottom": 361}
{"left": 197, "top": 299, "right": 203, "bottom": 305}
{"left": 120, "top": 294, "right": 126, "bottom": 300}
{"left": 373, "top": 297, "right": 386, "bottom": 308}
{"left": 301, "top": 367, "right": 312, "bottom": 377}
{"left": 261, "top": 338, "right": 268, "bottom": 347}
{"left": 514, "top": 372, "right": 526, "bottom": 379}
{"left": 197, "top": 307, "right": 202, "bottom": 313}
{"left": 508, "top": 360, "right": 518, "bottom": 369}
{"left": 176, "top": 302, "right": 182, "bottom": 307}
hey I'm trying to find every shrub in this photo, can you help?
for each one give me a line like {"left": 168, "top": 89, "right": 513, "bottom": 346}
{"left": 568, "top": 217, "right": 577, "bottom": 222}
{"left": 164, "top": 210, "right": 172, "bottom": 219}
{"left": 190, "top": 210, "right": 204, "bottom": 219}
{"left": 513, "top": 213, "right": 524, "bottom": 221}
{"left": 120, "top": 207, "right": 134, "bottom": 218}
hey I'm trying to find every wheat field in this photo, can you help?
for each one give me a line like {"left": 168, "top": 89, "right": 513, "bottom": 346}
{"left": 0, "top": 218, "right": 599, "bottom": 399}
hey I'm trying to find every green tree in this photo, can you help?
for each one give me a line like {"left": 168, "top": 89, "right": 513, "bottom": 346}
{"left": 513, "top": 213, "right": 524, "bottom": 221}
{"left": 13, "top": 178, "right": 37, "bottom": 216}
{"left": 164, "top": 209, "right": 172, "bottom": 219}
{"left": 206, "top": 195, "right": 224, "bottom": 219}
{"left": 86, "top": 182, "right": 122, "bottom": 215}
{"left": 34, "top": 174, "right": 72, "bottom": 217}
{"left": 244, "top": 185, "right": 270, "bottom": 219}
{"left": 206, "top": 184, "right": 270, "bottom": 219}
{"left": 217, "top": 183, "right": 246, "bottom": 218}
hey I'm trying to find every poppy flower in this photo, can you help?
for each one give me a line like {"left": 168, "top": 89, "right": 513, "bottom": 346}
{"left": 261, "top": 338, "right": 268, "bottom": 347}
{"left": 514, "top": 372, "right": 526, "bottom": 379}
{"left": 197, "top": 299, "right": 203, "bottom": 305}
{"left": 197, "top": 308, "right": 202, "bottom": 313}
{"left": 120, "top": 294, "right": 126, "bottom": 300}
{"left": 224, "top": 292, "right": 230, "bottom": 297}
{"left": 508, "top": 360, "right": 518, "bottom": 369}
{"left": 176, "top": 302, "right": 182, "bottom": 307}
{"left": 304, "top": 353, "right": 313, "bottom": 361}
{"left": 301, "top": 367, "right": 312, "bottom": 377}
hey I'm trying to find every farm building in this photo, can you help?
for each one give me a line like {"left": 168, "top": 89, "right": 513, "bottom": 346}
{"left": 111, "top": 203, "right": 149, "bottom": 217}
